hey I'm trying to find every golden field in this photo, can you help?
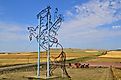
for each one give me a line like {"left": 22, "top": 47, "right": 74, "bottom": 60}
{"left": 87, "top": 51, "right": 121, "bottom": 63}
{"left": 1, "top": 49, "right": 121, "bottom": 80}
{"left": 99, "top": 51, "right": 121, "bottom": 58}
{"left": 0, "top": 49, "right": 100, "bottom": 66}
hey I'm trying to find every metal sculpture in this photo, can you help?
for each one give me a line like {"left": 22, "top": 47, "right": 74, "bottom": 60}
{"left": 28, "top": 6, "right": 70, "bottom": 79}
{"left": 50, "top": 49, "right": 71, "bottom": 78}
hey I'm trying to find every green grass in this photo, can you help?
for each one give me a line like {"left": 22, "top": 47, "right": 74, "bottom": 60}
{"left": 66, "top": 56, "right": 97, "bottom": 63}
{"left": 50, "top": 48, "right": 101, "bottom": 54}
{"left": 87, "top": 57, "right": 121, "bottom": 63}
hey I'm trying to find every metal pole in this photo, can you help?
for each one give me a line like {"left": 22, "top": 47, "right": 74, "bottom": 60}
{"left": 37, "top": 16, "right": 41, "bottom": 78}
{"left": 47, "top": 8, "right": 50, "bottom": 79}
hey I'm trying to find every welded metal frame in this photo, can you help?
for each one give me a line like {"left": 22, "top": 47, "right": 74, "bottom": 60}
{"left": 28, "top": 6, "right": 70, "bottom": 79}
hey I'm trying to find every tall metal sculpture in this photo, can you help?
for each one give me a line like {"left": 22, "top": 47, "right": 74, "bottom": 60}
{"left": 28, "top": 6, "right": 70, "bottom": 79}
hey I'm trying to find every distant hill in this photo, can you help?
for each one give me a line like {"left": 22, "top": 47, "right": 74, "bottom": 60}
{"left": 110, "top": 49, "right": 121, "bottom": 51}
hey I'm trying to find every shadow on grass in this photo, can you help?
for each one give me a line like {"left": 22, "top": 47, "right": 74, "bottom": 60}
{"left": 27, "top": 76, "right": 71, "bottom": 80}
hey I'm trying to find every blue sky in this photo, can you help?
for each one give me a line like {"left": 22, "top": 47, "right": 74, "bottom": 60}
{"left": 0, "top": 0, "right": 121, "bottom": 52}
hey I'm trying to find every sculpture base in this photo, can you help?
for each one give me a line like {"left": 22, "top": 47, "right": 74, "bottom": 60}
{"left": 25, "top": 75, "right": 59, "bottom": 80}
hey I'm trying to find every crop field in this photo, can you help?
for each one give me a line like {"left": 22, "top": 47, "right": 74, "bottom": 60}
{"left": 0, "top": 49, "right": 101, "bottom": 67}
{"left": 87, "top": 51, "right": 121, "bottom": 63}
{"left": 99, "top": 51, "right": 121, "bottom": 58}
{"left": 1, "top": 49, "right": 121, "bottom": 80}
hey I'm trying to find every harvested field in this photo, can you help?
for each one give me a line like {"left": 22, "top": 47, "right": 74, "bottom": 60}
{"left": 87, "top": 51, "right": 121, "bottom": 63}
{"left": 85, "top": 50, "right": 99, "bottom": 53}
{"left": 99, "top": 51, "right": 121, "bottom": 58}
{"left": 0, "top": 49, "right": 101, "bottom": 67}
{"left": 0, "top": 49, "right": 121, "bottom": 80}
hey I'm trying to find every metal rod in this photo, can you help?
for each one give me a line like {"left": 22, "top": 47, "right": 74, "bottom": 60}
{"left": 47, "top": 7, "right": 50, "bottom": 79}
{"left": 37, "top": 16, "right": 41, "bottom": 78}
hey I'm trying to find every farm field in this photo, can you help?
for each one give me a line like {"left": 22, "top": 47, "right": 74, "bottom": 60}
{"left": 0, "top": 48, "right": 101, "bottom": 67}
{"left": 1, "top": 49, "right": 121, "bottom": 80}
{"left": 99, "top": 51, "right": 121, "bottom": 58}
{"left": 87, "top": 51, "right": 121, "bottom": 63}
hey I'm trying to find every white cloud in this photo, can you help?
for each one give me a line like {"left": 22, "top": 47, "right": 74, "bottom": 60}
{"left": 59, "top": 0, "right": 121, "bottom": 46}
{"left": 0, "top": 22, "right": 24, "bottom": 32}
{"left": 0, "top": 22, "right": 28, "bottom": 41}
{"left": 66, "top": 11, "right": 73, "bottom": 16}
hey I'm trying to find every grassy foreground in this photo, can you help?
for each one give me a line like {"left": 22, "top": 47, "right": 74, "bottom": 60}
{"left": 0, "top": 67, "right": 117, "bottom": 80}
